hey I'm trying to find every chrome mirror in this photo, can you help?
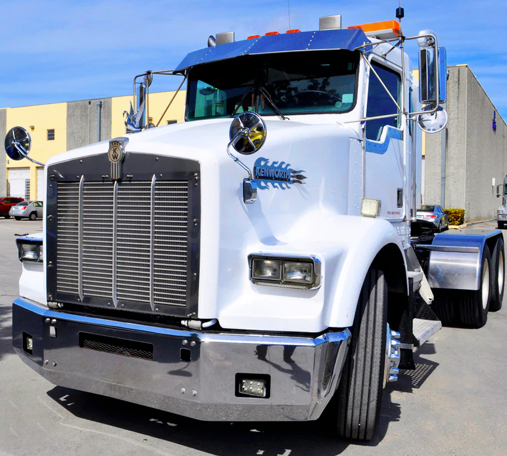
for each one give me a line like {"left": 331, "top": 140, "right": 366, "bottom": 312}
{"left": 5, "top": 126, "right": 32, "bottom": 161}
{"left": 229, "top": 112, "right": 267, "bottom": 155}
{"left": 418, "top": 36, "right": 447, "bottom": 105}
{"left": 417, "top": 105, "right": 448, "bottom": 134}
{"left": 5, "top": 126, "right": 45, "bottom": 166}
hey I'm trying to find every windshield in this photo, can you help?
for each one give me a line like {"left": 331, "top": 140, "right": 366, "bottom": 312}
{"left": 186, "top": 50, "right": 359, "bottom": 120}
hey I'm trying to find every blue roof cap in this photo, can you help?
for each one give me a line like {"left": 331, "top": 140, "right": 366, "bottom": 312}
{"left": 176, "top": 29, "right": 370, "bottom": 71}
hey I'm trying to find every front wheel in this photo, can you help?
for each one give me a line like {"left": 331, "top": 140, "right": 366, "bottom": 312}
{"left": 29, "top": 212, "right": 37, "bottom": 221}
{"left": 335, "top": 269, "right": 387, "bottom": 441}
{"left": 498, "top": 222, "right": 504, "bottom": 230}
{"left": 3, "top": 215, "right": 10, "bottom": 219}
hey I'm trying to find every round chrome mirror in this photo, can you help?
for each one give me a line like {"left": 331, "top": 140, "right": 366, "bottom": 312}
{"left": 5, "top": 126, "right": 32, "bottom": 161}
{"left": 229, "top": 112, "right": 267, "bottom": 155}
{"left": 417, "top": 105, "right": 448, "bottom": 134}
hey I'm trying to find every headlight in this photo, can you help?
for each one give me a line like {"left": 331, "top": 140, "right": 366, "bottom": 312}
{"left": 249, "top": 255, "right": 321, "bottom": 289}
{"left": 252, "top": 259, "right": 281, "bottom": 281}
{"left": 283, "top": 261, "right": 314, "bottom": 285}
{"left": 17, "top": 240, "right": 43, "bottom": 262}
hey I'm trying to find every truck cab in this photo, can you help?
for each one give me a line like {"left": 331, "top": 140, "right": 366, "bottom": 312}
{"left": 6, "top": 15, "right": 504, "bottom": 442}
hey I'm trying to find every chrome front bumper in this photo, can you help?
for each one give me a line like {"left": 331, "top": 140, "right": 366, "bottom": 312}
{"left": 13, "top": 298, "right": 351, "bottom": 421}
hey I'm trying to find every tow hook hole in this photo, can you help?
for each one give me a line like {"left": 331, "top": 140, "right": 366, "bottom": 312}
{"left": 180, "top": 348, "right": 191, "bottom": 362}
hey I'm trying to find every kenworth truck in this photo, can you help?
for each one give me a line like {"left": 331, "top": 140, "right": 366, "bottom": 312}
{"left": 5, "top": 14, "right": 504, "bottom": 441}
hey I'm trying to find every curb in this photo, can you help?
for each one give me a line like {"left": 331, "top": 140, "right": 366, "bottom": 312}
{"left": 449, "top": 224, "right": 467, "bottom": 229}
{"left": 449, "top": 218, "right": 495, "bottom": 230}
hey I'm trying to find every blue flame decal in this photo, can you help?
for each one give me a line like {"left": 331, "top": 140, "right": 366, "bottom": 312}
{"left": 253, "top": 157, "right": 306, "bottom": 190}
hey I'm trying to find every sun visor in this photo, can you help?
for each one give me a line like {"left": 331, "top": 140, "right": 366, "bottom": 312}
{"left": 176, "top": 29, "right": 370, "bottom": 71}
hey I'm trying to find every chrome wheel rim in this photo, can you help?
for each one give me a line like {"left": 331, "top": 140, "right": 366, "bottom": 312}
{"left": 384, "top": 324, "right": 400, "bottom": 387}
{"left": 498, "top": 249, "right": 504, "bottom": 297}
{"left": 482, "top": 260, "right": 490, "bottom": 309}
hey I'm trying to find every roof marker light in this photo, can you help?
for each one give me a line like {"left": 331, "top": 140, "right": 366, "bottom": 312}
{"left": 286, "top": 29, "right": 301, "bottom": 34}
{"left": 265, "top": 31, "right": 280, "bottom": 36}
{"left": 248, "top": 35, "right": 261, "bottom": 40}
{"left": 348, "top": 20, "right": 401, "bottom": 40}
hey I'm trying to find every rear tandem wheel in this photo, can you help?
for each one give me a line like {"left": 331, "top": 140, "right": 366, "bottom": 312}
{"left": 432, "top": 245, "right": 492, "bottom": 328}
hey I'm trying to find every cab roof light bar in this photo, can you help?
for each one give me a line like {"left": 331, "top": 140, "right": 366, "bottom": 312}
{"left": 348, "top": 20, "right": 401, "bottom": 40}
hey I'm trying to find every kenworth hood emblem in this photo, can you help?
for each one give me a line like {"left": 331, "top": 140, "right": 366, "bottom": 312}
{"left": 253, "top": 157, "right": 306, "bottom": 189}
{"left": 108, "top": 137, "right": 128, "bottom": 180}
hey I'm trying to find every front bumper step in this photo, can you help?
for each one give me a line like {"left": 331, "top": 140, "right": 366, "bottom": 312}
{"left": 413, "top": 318, "right": 442, "bottom": 347}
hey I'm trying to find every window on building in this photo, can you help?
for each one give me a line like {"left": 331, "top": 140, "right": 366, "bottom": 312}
{"left": 47, "top": 129, "right": 55, "bottom": 141}
{"left": 365, "top": 63, "right": 401, "bottom": 141}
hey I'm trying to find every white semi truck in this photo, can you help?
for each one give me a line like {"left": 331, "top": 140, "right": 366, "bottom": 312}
{"left": 497, "top": 176, "right": 507, "bottom": 228}
{"left": 5, "top": 14, "right": 504, "bottom": 441}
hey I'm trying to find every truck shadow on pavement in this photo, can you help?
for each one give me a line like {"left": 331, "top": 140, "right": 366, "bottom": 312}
{"left": 45, "top": 347, "right": 438, "bottom": 455}
{"left": 43, "top": 364, "right": 440, "bottom": 455}
{"left": 0, "top": 304, "right": 14, "bottom": 362}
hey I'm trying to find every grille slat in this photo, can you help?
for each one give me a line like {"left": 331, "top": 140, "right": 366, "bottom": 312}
{"left": 56, "top": 176, "right": 190, "bottom": 312}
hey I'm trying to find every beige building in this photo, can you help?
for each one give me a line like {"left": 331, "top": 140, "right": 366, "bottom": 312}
{"left": 0, "top": 90, "right": 186, "bottom": 200}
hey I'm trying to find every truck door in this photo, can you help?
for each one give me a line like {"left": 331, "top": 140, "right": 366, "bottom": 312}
{"left": 364, "top": 61, "right": 404, "bottom": 221}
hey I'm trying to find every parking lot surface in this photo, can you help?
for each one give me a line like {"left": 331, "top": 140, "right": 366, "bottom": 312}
{"left": 1, "top": 218, "right": 506, "bottom": 456}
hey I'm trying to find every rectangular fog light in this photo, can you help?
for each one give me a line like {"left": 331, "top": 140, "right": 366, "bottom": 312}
{"left": 252, "top": 259, "right": 281, "bottom": 281}
{"left": 239, "top": 379, "right": 267, "bottom": 398}
{"left": 23, "top": 332, "right": 33, "bottom": 354}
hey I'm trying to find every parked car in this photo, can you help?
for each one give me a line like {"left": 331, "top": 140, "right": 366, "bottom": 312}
{"left": 0, "top": 197, "right": 25, "bottom": 218}
{"left": 416, "top": 205, "right": 450, "bottom": 232}
{"left": 9, "top": 201, "right": 43, "bottom": 220}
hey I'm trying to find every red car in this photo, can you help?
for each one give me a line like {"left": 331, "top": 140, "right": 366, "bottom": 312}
{"left": 0, "top": 197, "right": 25, "bottom": 218}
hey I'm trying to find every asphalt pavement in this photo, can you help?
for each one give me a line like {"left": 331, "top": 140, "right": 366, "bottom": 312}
{"left": 0, "top": 218, "right": 506, "bottom": 456}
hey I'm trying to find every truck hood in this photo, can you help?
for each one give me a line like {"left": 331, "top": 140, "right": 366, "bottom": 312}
{"left": 45, "top": 118, "right": 366, "bottom": 332}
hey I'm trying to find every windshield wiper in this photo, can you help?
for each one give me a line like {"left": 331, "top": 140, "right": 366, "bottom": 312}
{"left": 231, "top": 86, "right": 254, "bottom": 117}
{"left": 260, "top": 87, "right": 289, "bottom": 121}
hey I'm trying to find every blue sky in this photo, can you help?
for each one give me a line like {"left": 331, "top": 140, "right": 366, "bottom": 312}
{"left": 1, "top": 0, "right": 506, "bottom": 119}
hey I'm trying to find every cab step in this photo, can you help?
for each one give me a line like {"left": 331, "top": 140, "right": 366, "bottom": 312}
{"left": 413, "top": 318, "right": 442, "bottom": 347}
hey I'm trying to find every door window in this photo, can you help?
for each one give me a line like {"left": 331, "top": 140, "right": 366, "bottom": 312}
{"left": 366, "top": 62, "right": 401, "bottom": 141}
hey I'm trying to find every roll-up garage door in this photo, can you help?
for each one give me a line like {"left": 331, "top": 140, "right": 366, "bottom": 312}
{"left": 37, "top": 167, "right": 45, "bottom": 200}
{"left": 8, "top": 168, "right": 30, "bottom": 199}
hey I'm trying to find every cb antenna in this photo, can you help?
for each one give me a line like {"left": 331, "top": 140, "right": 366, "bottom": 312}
{"left": 287, "top": 0, "right": 291, "bottom": 30}
{"left": 396, "top": 0, "right": 404, "bottom": 23}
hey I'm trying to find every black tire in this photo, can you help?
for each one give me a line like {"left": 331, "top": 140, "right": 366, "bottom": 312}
{"left": 15, "top": 217, "right": 21, "bottom": 220}
{"left": 498, "top": 222, "right": 504, "bottom": 230}
{"left": 3, "top": 215, "right": 10, "bottom": 219}
{"left": 432, "top": 246, "right": 492, "bottom": 328}
{"left": 335, "top": 269, "right": 387, "bottom": 441}
{"left": 432, "top": 289, "right": 458, "bottom": 326}
{"left": 490, "top": 237, "right": 504, "bottom": 312}
{"left": 29, "top": 212, "right": 37, "bottom": 221}
{"left": 459, "top": 245, "right": 491, "bottom": 327}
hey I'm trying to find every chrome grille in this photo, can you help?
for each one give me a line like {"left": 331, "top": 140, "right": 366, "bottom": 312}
{"left": 56, "top": 182, "right": 80, "bottom": 294}
{"left": 55, "top": 177, "right": 189, "bottom": 310}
